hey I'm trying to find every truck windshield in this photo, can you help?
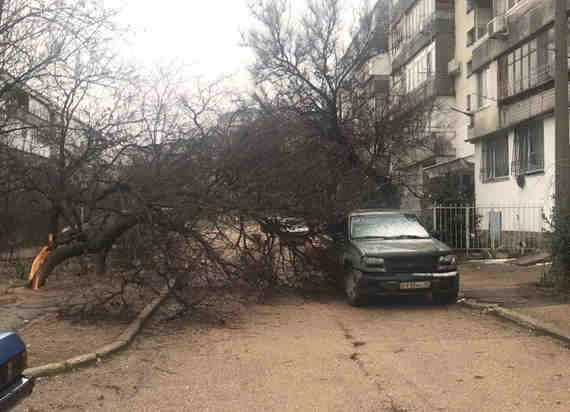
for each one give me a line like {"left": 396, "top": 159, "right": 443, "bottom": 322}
{"left": 350, "top": 213, "right": 430, "bottom": 240}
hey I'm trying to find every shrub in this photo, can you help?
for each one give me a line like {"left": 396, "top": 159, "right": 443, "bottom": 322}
{"left": 545, "top": 200, "right": 570, "bottom": 290}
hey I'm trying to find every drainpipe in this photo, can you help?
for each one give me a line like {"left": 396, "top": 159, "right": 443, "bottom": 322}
{"left": 554, "top": 0, "right": 570, "bottom": 207}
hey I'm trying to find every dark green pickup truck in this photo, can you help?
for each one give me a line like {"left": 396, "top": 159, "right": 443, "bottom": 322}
{"left": 308, "top": 209, "right": 459, "bottom": 306}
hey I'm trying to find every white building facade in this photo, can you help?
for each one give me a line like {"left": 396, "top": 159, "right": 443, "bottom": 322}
{"left": 467, "top": 0, "right": 569, "bottom": 234}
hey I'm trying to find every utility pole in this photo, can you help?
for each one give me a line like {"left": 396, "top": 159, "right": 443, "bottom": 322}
{"left": 555, "top": 0, "right": 570, "bottom": 206}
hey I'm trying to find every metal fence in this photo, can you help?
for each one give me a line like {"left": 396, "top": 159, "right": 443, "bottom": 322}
{"left": 411, "top": 204, "right": 547, "bottom": 253}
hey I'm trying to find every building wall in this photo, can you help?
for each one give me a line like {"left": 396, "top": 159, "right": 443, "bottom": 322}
{"left": 2, "top": 123, "right": 50, "bottom": 158}
{"left": 451, "top": 0, "right": 479, "bottom": 159}
{"left": 1, "top": 86, "right": 55, "bottom": 158}
{"left": 472, "top": 0, "right": 562, "bottom": 72}
{"left": 370, "top": 53, "right": 391, "bottom": 75}
{"left": 379, "top": 0, "right": 568, "bottom": 233}
{"left": 469, "top": 0, "right": 569, "bottom": 218}
{"left": 470, "top": 61, "right": 500, "bottom": 139}
{"left": 474, "top": 115, "right": 555, "bottom": 214}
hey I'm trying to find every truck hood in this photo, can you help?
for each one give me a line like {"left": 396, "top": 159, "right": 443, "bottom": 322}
{"left": 353, "top": 238, "right": 451, "bottom": 256}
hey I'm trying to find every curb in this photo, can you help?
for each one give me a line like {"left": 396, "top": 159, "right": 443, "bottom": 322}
{"left": 23, "top": 287, "right": 171, "bottom": 378}
{"left": 460, "top": 299, "right": 570, "bottom": 346}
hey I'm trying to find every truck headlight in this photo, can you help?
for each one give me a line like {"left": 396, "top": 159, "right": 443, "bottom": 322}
{"left": 362, "top": 256, "right": 386, "bottom": 270}
{"left": 438, "top": 254, "right": 457, "bottom": 269}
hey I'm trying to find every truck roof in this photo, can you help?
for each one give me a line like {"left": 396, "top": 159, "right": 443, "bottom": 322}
{"left": 348, "top": 209, "right": 408, "bottom": 216}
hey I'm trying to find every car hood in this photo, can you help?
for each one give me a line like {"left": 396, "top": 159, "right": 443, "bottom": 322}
{"left": 0, "top": 332, "right": 26, "bottom": 366}
{"left": 352, "top": 238, "right": 451, "bottom": 256}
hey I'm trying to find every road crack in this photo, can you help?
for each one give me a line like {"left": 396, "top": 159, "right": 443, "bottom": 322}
{"left": 335, "top": 318, "right": 411, "bottom": 412}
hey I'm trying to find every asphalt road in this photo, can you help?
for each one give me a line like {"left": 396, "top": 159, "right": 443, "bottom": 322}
{"left": 20, "top": 294, "right": 570, "bottom": 412}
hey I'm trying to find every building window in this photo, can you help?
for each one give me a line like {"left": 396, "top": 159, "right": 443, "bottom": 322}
{"left": 31, "top": 127, "right": 44, "bottom": 146}
{"left": 477, "top": 66, "right": 489, "bottom": 108}
{"left": 495, "top": 0, "right": 523, "bottom": 15}
{"left": 466, "top": 0, "right": 473, "bottom": 13}
{"left": 29, "top": 99, "right": 50, "bottom": 121}
{"left": 498, "top": 29, "right": 559, "bottom": 99}
{"left": 507, "top": 39, "right": 537, "bottom": 96}
{"left": 467, "top": 60, "right": 473, "bottom": 77}
{"left": 481, "top": 134, "right": 509, "bottom": 182}
{"left": 401, "top": 41, "right": 435, "bottom": 93}
{"left": 391, "top": 0, "right": 435, "bottom": 56}
{"left": 512, "top": 119, "right": 544, "bottom": 175}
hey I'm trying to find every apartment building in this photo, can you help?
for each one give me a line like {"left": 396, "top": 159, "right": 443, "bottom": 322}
{"left": 389, "top": 0, "right": 474, "bottom": 209}
{"left": 0, "top": 77, "right": 93, "bottom": 162}
{"left": 467, "top": 0, "right": 565, "bottom": 216}
{"left": 373, "top": 0, "right": 568, "bottom": 208}
{"left": 0, "top": 82, "right": 53, "bottom": 158}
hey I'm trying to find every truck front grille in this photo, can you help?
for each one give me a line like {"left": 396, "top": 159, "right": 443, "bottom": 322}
{"left": 385, "top": 256, "right": 438, "bottom": 273}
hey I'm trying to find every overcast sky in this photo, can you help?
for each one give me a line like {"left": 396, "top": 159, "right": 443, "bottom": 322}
{"left": 110, "top": 0, "right": 367, "bottom": 87}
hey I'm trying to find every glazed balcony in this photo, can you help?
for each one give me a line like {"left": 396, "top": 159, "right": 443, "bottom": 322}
{"left": 390, "top": 75, "right": 454, "bottom": 118}
{"left": 391, "top": 11, "right": 455, "bottom": 72}
{"left": 472, "top": 0, "right": 569, "bottom": 72}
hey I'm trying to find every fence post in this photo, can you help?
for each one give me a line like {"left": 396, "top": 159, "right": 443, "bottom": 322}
{"left": 465, "top": 206, "right": 470, "bottom": 256}
{"left": 433, "top": 204, "right": 437, "bottom": 234}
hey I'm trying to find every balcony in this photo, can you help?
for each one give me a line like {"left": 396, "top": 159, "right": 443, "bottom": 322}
{"left": 470, "top": 104, "right": 500, "bottom": 141}
{"left": 448, "top": 59, "right": 461, "bottom": 76}
{"left": 499, "top": 64, "right": 554, "bottom": 102}
{"left": 391, "top": 11, "right": 455, "bottom": 71}
{"left": 499, "top": 87, "right": 560, "bottom": 129}
{"left": 391, "top": 0, "right": 416, "bottom": 24}
{"left": 469, "top": 64, "right": 560, "bottom": 140}
{"left": 390, "top": 75, "right": 455, "bottom": 119}
{"left": 472, "top": 0, "right": 557, "bottom": 72}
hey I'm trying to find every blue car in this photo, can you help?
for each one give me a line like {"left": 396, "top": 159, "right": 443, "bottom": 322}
{"left": 0, "top": 332, "right": 34, "bottom": 411}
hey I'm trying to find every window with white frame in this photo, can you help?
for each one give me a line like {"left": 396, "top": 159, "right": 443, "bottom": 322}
{"left": 477, "top": 66, "right": 489, "bottom": 108}
{"left": 481, "top": 134, "right": 509, "bottom": 182}
{"left": 512, "top": 119, "right": 544, "bottom": 175}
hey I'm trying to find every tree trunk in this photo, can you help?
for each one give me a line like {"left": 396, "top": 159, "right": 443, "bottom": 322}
{"left": 94, "top": 249, "right": 108, "bottom": 276}
{"left": 38, "top": 215, "right": 140, "bottom": 286}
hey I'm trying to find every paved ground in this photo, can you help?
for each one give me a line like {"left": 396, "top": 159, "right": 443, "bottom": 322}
{"left": 0, "top": 285, "right": 65, "bottom": 331}
{"left": 16, "top": 261, "right": 570, "bottom": 412}
{"left": 460, "top": 261, "right": 570, "bottom": 338}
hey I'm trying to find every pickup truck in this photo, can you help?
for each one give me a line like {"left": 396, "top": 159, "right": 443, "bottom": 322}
{"left": 0, "top": 332, "right": 35, "bottom": 410}
{"left": 307, "top": 209, "right": 459, "bottom": 306}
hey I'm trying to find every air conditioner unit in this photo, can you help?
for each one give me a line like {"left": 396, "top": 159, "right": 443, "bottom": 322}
{"left": 448, "top": 59, "right": 461, "bottom": 76}
{"left": 487, "top": 15, "right": 508, "bottom": 38}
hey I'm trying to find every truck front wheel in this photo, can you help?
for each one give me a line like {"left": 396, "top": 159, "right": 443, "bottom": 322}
{"left": 345, "top": 267, "right": 365, "bottom": 307}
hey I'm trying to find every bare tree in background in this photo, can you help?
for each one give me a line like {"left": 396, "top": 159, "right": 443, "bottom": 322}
{"left": 239, "top": 0, "right": 435, "bottom": 223}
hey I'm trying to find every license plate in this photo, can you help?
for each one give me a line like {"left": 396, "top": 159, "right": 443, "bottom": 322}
{"left": 400, "top": 281, "right": 431, "bottom": 290}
